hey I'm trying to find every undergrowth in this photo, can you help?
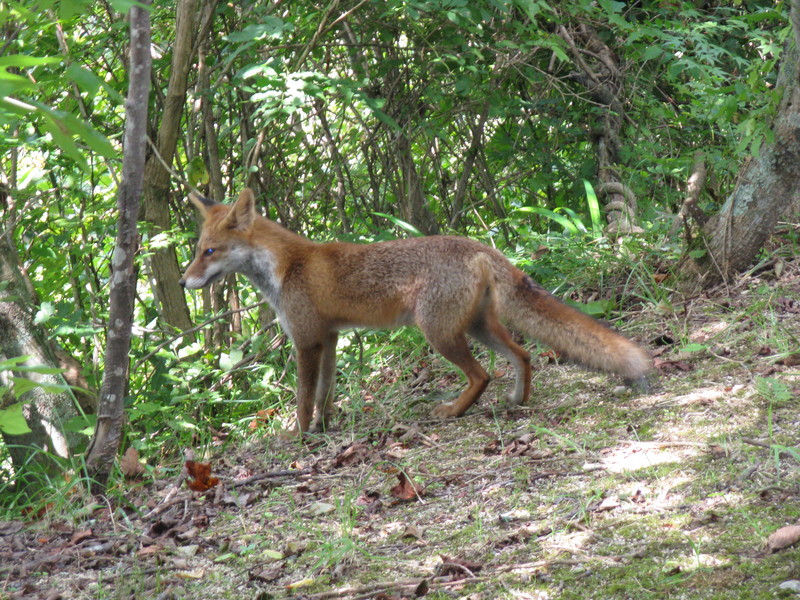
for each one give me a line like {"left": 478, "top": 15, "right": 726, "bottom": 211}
{"left": 2, "top": 242, "right": 800, "bottom": 600}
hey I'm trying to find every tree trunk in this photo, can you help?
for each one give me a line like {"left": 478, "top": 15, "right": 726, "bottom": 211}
{"left": 0, "top": 238, "right": 87, "bottom": 491}
{"left": 86, "top": 0, "right": 152, "bottom": 488}
{"left": 681, "top": 41, "right": 800, "bottom": 287}
{"left": 141, "top": 0, "right": 198, "bottom": 333}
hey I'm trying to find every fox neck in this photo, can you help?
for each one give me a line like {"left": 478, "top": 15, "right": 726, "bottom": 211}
{"left": 236, "top": 216, "right": 311, "bottom": 309}
{"left": 235, "top": 246, "right": 280, "bottom": 307}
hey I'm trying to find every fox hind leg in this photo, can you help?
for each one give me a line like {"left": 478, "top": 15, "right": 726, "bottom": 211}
{"left": 468, "top": 309, "right": 531, "bottom": 406}
{"left": 424, "top": 332, "right": 491, "bottom": 418}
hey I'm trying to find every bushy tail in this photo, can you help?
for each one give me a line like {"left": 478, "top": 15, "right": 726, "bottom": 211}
{"left": 497, "top": 269, "right": 651, "bottom": 384}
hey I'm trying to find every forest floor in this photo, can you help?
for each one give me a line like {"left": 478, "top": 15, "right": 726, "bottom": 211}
{"left": 3, "top": 256, "right": 800, "bottom": 600}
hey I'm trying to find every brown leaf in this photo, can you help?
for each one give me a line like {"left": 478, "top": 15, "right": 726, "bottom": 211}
{"left": 401, "top": 524, "right": 424, "bottom": 541}
{"left": 332, "top": 442, "right": 372, "bottom": 468}
{"left": 248, "top": 408, "right": 279, "bottom": 430}
{"left": 778, "top": 353, "right": 800, "bottom": 367}
{"left": 766, "top": 524, "right": 800, "bottom": 552}
{"left": 185, "top": 460, "right": 220, "bottom": 492}
{"left": 69, "top": 529, "right": 93, "bottom": 546}
{"left": 120, "top": 447, "right": 145, "bottom": 479}
{"left": 390, "top": 472, "right": 424, "bottom": 501}
{"left": 483, "top": 439, "right": 501, "bottom": 455}
{"left": 137, "top": 544, "right": 162, "bottom": 557}
{"left": 249, "top": 565, "right": 283, "bottom": 583}
{"left": 653, "top": 358, "right": 693, "bottom": 373}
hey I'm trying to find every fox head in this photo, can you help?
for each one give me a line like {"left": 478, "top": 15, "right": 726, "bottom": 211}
{"left": 179, "top": 188, "right": 258, "bottom": 289}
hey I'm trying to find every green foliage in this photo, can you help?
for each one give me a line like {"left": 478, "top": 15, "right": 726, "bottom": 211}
{"left": 0, "top": 0, "right": 790, "bottom": 490}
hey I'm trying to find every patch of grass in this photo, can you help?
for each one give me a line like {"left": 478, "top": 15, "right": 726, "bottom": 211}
{"left": 7, "top": 258, "right": 800, "bottom": 600}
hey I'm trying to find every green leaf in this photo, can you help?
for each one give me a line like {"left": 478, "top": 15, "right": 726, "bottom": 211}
{"left": 680, "top": 343, "right": 707, "bottom": 353}
{"left": 642, "top": 46, "right": 664, "bottom": 61}
{"left": 517, "top": 207, "right": 579, "bottom": 235}
{"left": 63, "top": 414, "right": 96, "bottom": 434}
{"left": 0, "top": 55, "right": 63, "bottom": 70}
{"left": 226, "top": 18, "right": 290, "bottom": 43}
{"left": 187, "top": 156, "right": 210, "bottom": 187}
{"left": 581, "top": 299, "right": 616, "bottom": 317}
{"left": 582, "top": 180, "right": 603, "bottom": 238}
{"left": 108, "top": 0, "right": 153, "bottom": 12}
{"left": 220, "top": 349, "right": 243, "bottom": 372}
{"left": 0, "top": 356, "right": 31, "bottom": 370}
{"left": 34, "top": 301, "right": 56, "bottom": 325}
{"left": 372, "top": 212, "right": 424, "bottom": 237}
{"left": 0, "top": 403, "right": 32, "bottom": 435}
{"left": 12, "top": 376, "right": 70, "bottom": 397}
{"left": 360, "top": 96, "right": 400, "bottom": 130}
{"left": 65, "top": 63, "right": 102, "bottom": 97}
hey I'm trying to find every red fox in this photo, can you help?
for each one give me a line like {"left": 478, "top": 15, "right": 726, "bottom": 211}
{"left": 180, "top": 188, "right": 651, "bottom": 433}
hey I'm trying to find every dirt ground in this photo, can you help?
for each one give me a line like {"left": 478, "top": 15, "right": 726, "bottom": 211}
{"left": 2, "top": 257, "right": 800, "bottom": 600}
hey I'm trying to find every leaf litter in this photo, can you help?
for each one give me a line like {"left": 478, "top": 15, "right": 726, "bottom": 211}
{"left": 4, "top": 257, "right": 800, "bottom": 599}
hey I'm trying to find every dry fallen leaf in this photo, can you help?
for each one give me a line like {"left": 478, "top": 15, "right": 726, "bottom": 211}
{"left": 332, "top": 442, "right": 372, "bottom": 468}
{"left": 778, "top": 353, "right": 800, "bottom": 366}
{"left": 390, "top": 472, "right": 424, "bottom": 501}
{"left": 138, "top": 544, "right": 163, "bottom": 557}
{"left": 249, "top": 565, "right": 283, "bottom": 583}
{"left": 401, "top": 524, "right": 424, "bottom": 541}
{"left": 185, "top": 460, "right": 220, "bottom": 492}
{"left": 308, "top": 501, "right": 336, "bottom": 517}
{"left": 653, "top": 358, "right": 693, "bottom": 373}
{"left": 248, "top": 408, "right": 279, "bottom": 430}
{"left": 767, "top": 524, "right": 800, "bottom": 552}
{"left": 595, "top": 496, "right": 621, "bottom": 512}
{"left": 120, "top": 447, "right": 145, "bottom": 479}
{"left": 69, "top": 528, "right": 92, "bottom": 546}
{"left": 175, "top": 568, "right": 205, "bottom": 580}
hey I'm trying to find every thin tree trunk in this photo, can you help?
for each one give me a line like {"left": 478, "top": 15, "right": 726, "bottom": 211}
{"left": 86, "top": 0, "right": 152, "bottom": 487}
{"left": 141, "top": 0, "right": 198, "bottom": 333}
{"left": 449, "top": 103, "right": 489, "bottom": 229}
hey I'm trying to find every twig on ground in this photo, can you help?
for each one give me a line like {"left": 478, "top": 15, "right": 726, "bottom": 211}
{"left": 230, "top": 469, "right": 312, "bottom": 488}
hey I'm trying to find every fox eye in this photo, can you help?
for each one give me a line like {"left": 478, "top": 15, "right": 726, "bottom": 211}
{"left": 204, "top": 248, "right": 215, "bottom": 256}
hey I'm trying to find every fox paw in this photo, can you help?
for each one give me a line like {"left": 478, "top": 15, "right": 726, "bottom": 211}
{"left": 431, "top": 403, "right": 459, "bottom": 419}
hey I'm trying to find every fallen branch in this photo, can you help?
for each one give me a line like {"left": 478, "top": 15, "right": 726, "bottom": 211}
{"left": 230, "top": 468, "right": 311, "bottom": 488}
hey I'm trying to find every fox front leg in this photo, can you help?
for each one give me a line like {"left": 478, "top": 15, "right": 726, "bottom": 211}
{"left": 309, "top": 332, "right": 338, "bottom": 432}
{"left": 294, "top": 345, "right": 323, "bottom": 433}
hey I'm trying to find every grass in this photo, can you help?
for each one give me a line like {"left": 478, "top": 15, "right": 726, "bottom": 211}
{"left": 3, "top": 255, "right": 800, "bottom": 599}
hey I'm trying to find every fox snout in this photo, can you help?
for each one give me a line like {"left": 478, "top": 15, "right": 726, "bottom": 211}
{"left": 179, "top": 273, "right": 207, "bottom": 289}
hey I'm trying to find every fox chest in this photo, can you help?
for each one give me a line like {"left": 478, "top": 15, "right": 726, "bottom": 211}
{"left": 244, "top": 248, "right": 283, "bottom": 309}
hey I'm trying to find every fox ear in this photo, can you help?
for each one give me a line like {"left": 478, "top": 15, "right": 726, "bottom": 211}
{"left": 222, "top": 188, "right": 256, "bottom": 230}
{"left": 189, "top": 192, "right": 216, "bottom": 219}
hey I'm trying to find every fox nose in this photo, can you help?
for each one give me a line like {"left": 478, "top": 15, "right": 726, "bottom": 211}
{"left": 178, "top": 278, "right": 186, "bottom": 287}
